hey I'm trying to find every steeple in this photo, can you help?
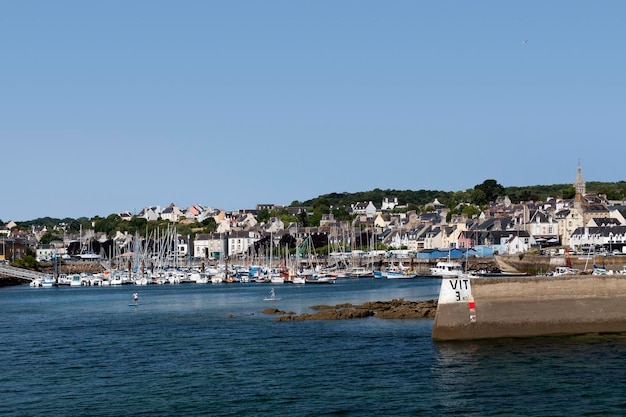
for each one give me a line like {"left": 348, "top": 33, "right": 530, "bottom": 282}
{"left": 574, "top": 159, "right": 586, "bottom": 196}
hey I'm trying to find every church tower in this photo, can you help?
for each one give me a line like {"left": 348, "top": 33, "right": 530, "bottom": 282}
{"left": 574, "top": 159, "right": 586, "bottom": 196}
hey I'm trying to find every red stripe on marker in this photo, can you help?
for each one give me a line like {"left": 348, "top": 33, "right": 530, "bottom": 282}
{"left": 468, "top": 295, "right": 475, "bottom": 310}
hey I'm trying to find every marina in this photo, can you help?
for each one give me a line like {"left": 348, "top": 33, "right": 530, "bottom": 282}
{"left": 1, "top": 278, "right": 624, "bottom": 416}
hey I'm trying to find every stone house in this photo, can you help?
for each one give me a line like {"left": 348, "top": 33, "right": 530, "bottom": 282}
{"left": 555, "top": 205, "right": 584, "bottom": 248}
{"left": 119, "top": 211, "right": 133, "bottom": 221}
{"left": 0, "top": 224, "right": 10, "bottom": 237}
{"left": 525, "top": 209, "right": 559, "bottom": 245}
{"left": 264, "top": 217, "right": 285, "bottom": 234}
{"left": 350, "top": 201, "right": 377, "bottom": 218}
{"left": 193, "top": 233, "right": 226, "bottom": 260}
{"left": 231, "top": 212, "right": 258, "bottom": 231}
{"left": 569, "top": 226, "right": 626, "bottom": 252}
{"left": 36, "top": 244, "right": 55, "bottom": 261}
{"left": 609, "top": 206, "right": 626, "bottom": 225}
{"left": 138, "top": 206, "right": 161, "bottom": 222}
{"left": 225, "top": 230, "right": 260, "bottom": 257}
{"left": 160, "top": 203, "right": 184, "bottom": 223}
{"left": 499, "top": 231, "right": 534, "bottom": 255}
{"left": 405, "top": 225, "right": 429, "bottom": 252}
{"left": 381, "top": 197, "right": 398, "bottom": 211}
{"left": 422, "top": 226, "right": 443, "bottom": 250}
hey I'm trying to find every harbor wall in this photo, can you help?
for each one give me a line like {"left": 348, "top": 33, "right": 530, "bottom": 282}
{"left": 431, "top": 275, "right": 626, "bottom": 340}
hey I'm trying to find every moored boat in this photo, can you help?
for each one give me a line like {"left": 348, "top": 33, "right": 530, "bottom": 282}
{"left": 429, "top": 261, "right": 463, "bottom": 277}
{"left": 305, "top": 275, "right": 335, "bottom": 284}
{"left": 41, "top": 275, "right": 56, "bottom": 287}
{"left": 348, "top": 266, "right": 374, "bottom": 278}
{"left": 386, "top": 270, "right": 417, "bottom": 279}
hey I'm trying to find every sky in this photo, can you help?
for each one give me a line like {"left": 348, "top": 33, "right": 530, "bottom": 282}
{"left": 2, "top": 1, "right": 625, "bottom": 221}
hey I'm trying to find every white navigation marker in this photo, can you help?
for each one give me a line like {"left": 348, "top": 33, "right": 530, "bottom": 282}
{"left": 438, "top": 277, "right": 473, "bottom": 304}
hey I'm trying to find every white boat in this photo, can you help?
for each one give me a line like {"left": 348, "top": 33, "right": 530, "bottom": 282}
{"left": 74, "top": 252, "right": 102, "bottom": 261}
{"left": 552, "top": 266, "right": 580, "bottom": 276}
{"left": 189, "top": 272, "right": 210, "bottom": 284}
{"left": 292, "top": 275, "right": 306, "bottom": 284}
{"left": 429, "top": 261, "right": 463, "bottom": 277}
{"left": 348, "top": 267, "right": 374, "bottom": 278}
{"left": 270, "top": 274, "right": 285, "bottom": 284}
{"left": 41, "top": 275, "right": 56, "bottom": 287}
{"left": 306, "top": 275, "right": 335, "bottom": 284}
{"left": 134, "top": 275, "right": 149, "bottom": 286}
{"left": 69, "top": 274, "right": 83, "bottom": 287}
{"left": 57, "top": 274, "right": 70, "bottom": 286}
{"left": 109, "top": 274, "right": 124, "bottom": 285}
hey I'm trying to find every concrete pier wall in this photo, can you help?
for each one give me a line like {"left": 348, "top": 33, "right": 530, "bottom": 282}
{"left": 431, "top": 275, "right": 626, "bottom": 341}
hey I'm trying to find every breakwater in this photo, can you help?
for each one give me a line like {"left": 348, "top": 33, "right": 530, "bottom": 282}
{"left": 432, "top": 275, "right": 626, "bottom": 340}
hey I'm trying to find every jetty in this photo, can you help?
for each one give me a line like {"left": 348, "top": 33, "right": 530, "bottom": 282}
{"left": 432, "top": 275, "right": 626, "bottom": 340}
{"left": 0, "top": 264, "right": 48, "bottom": 285}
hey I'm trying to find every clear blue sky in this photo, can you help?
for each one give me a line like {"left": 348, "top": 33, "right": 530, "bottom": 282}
{"left": 2, "top": 1, "right": 625, "bottom": 221}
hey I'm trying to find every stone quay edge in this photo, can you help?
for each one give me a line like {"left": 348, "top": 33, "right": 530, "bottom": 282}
{"left": 431, "top": 275, "right": 626, "bottom": 341}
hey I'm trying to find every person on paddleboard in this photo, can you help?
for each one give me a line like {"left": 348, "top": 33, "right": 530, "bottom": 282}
{"left": 133, "top": 292, "right": 139, "bottom": 304}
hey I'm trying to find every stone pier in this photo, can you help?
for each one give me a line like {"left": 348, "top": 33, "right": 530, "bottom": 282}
{"left": 431, "top": 275, "right": 626, "bottom": 340}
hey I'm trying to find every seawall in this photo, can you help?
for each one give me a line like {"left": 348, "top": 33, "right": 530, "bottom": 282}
{"left": 431, "top": 275, "right": 626, "bottom": 340}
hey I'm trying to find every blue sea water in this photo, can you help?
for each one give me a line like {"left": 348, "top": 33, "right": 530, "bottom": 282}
{"left": 1, "top": 279, "right": 624, "bottom": 416}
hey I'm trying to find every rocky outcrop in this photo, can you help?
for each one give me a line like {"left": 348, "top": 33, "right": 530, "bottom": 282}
{"left": 262, "top": 299, "right": 438, "bottom": 321}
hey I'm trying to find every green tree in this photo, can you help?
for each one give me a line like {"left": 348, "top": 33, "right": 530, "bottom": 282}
{"left": 201, "top": 217, "right": 217, "bottom": 233}
{"left": 39, "top": 231, "right": 61, "bottom": 245}
{"left": 256, "top": 209, "right": 270, "bottom": 224}
{"left": 331, "top": 206, "right": 353, "bottom": 222}
{"left": 126, "top": 216, "right": 148, "bottom": 234}
{"left": 561, "top": 186, "right": 576, "bottom": 199}
{"left": 297, "top": 211, "right": 309, "bottom": 228}
{"left": 93, "top": 214, "right": 122, "bottom": 235}
{"left": 469, "top": 188, "right": 487, "bottom": 206}
{"left": 474, "top": 179, "right": 504, "bottom": 204}
{"left": 13, "top": 255, "right": 39, "bottom": 270}
{"left": 307, "top": 211, "right": 323, "bottom": 227}
{"left": 461, "top": 204, "right": 482, "bottom": 218}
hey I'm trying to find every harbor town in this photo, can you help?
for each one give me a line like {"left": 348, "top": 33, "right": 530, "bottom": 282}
{"left": 2, "top": 162, "right": 626, "bottom": 286}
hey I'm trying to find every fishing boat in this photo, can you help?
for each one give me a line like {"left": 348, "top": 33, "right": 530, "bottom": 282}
{"left": 429, "top": 260, "right": 463, "bottom": 277}
{"left": 373, "top": 270, "right": 385, "bottom": 279}
{"left": 385, "top": 269, "right": 417, "bottom": 279}
{"left": 384, "top": 262, "right": 417, "bottom": 279}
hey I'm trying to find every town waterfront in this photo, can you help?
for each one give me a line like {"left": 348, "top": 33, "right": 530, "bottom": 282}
{"left": 1, "top": 279, "right": 624, "bottom": 416}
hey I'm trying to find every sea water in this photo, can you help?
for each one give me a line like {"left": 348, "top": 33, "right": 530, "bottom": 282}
{"left": 0, "top": 279, "right": 624, "bottom": 416}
